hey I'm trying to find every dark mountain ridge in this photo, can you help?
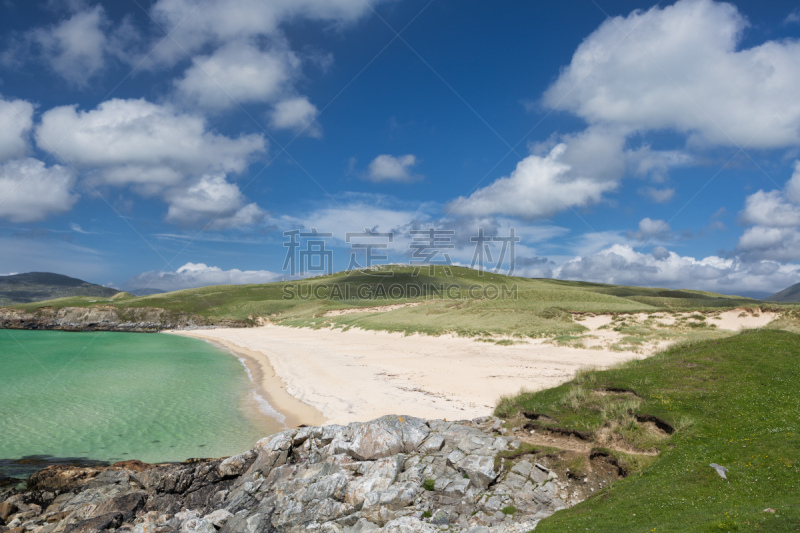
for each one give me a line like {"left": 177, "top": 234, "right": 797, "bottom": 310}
{"left": 766, "top": 281, "right": 800, "bottom": 303}
{"left": 0, "top": 272, "right": 119, "bottom": 305}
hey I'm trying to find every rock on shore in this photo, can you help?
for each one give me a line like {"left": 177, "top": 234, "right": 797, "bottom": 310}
{"left": 0, "top": 415, "right": 591, "bottom": 533}
{"left": 0, "top": 307, "right": 242, "bottom": 332}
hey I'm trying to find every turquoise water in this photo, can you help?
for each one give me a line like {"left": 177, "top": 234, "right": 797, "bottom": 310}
{"left": 0, "top": 330, "right": 278, "bottom": 471}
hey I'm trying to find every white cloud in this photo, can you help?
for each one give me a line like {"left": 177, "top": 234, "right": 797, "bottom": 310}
{"left": 544, "top": 0, "right": 800, "bottom": 149}
{"left": 0, "top": 97, "right": 34, "bottom": 162}
{"left": 556, "top": 244, "right": 800, "bottom": 295}
{"left": 36, "top": 99, "right": 265, "bottom": 186}
{"left": 30, "top": 6, "right": 109, "bottom": 86}
{"left": 269, "top": 96, "right": 321, "bottom": 137}
{"left": 474, "top": 0, "right": 800, "bottom": 221}
{"left": 34, "top": 98, "right": 267, "bottom": 227}
{"left": 737, "top": 226, "right": 800, "bottom": 262}
{"left": 148, "top": 0, "right": 385, "bottom": 133}
{"left": 639, "top": 187, "right": 675, "bottom": 204}
{"left": 737, "top": 163, "right": 800, "bottom": 261}
{"left": 0, "top": 158, "right": 78, "bottom": 222}
{"left": 269, "top": 195, "right": 431, "bottom": 241}
{"left": 449, "top": 144, "right": 616, "bottom": 219}
{"left": 366, "top": 154, "right": 421, "bottom": 183}
{"left": 740, "top": 189, "right": 800, "bottom": 228}
{"left": 149, "top": 0, "right": 384, "bottom": 65}
{"left": 627, "top": 146, "right": 692, "bottom": 182}
{"left": 175, "top": 40, "right": 300, "bottom": 110}
{"left": 165, "top": 174, "right": 265, "bottom": 230}
{"left": 127, "top": 262, "right": 282, "bottom": 291}
{"left": 785, "top": 8, "right": 800, "bottom": 25}
{"left": 627, "top": 217, "right": 671, "bottom": 241}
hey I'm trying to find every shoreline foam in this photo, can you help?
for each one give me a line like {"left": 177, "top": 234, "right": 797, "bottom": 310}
{"left": 165, "top": 332, "right": 326, "bottom": 428}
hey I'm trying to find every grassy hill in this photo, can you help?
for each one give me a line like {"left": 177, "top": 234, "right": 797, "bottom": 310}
{"left": 3, "top": 265, "right": 775, "bottom": 339}
{"left": 496, "top": 330, "right": 800, "bottom": 532}
{"left": 766, "top": 282, "right": 800, "bottom": 303}
{"left": 0, "top": 272, "right": 119, "bottom": 306}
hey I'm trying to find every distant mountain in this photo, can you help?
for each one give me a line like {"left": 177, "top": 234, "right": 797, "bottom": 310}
{"left": 0, "top": 272, "right": 120, "bottom": 305}
{"left": 128, "top": 288, "right": 166, "bottom": 296}
{"left": 766, "top": 282, "right": 800, "bottom": 303}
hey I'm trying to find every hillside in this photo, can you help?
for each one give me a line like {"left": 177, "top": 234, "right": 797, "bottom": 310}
{"left": 766, "top": 281, "right": 800, "bottom": 303}
{"left": 0, "top": 265, "right": 773, "bottom": 338}
{"left": 0, "top": 272, "right": 119, "bottom": 305}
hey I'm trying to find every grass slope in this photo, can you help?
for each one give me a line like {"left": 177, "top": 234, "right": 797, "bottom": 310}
{"left": 4, "top": 266, "right": 772, "bottom": 337}
{"left": 766, "top": 282, "right": 800, "bottom": 303}
{"left": 0, "top": 272, "right": 119, "bottom": 305}
{"left": 496, "top": 330, "right": 800, "bottom": 532}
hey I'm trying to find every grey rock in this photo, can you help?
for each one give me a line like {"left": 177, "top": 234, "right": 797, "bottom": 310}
{"left": 419, "top": 436, "right": 445, "bottom": 453}
{"left": 510, "top": 460, "right": 532, "bottom": 479}
{"left": 180, "top": 516, "right": 216, "bottom": 533}
{"left": 2, "top": 415, "right": 602, "bottom": 533}
{"left": 203, "top": 509, "right": 233, "bottom": 527}
{"left": 430, "top": 509, "right": 449, "bottom": 525}
{"left": 346, "top": 518, "right": 380, "bottom": 532}
{"left": 333, "top": 416, "right": 430, "bottom": 461}
{"left": 218, "top": 451, "right": 256, "bottom": 478}
{"left": 454, "top": 455, "right": 498, "bottom": 490}
{"left": 709, "top": 463, "right": 728, "bottom": 480}
{"left": 379, "top": 516, "right": 439, "bottom": 532}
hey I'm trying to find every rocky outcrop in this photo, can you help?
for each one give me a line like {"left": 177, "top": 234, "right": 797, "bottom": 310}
{"left": 0, "top": 415, "right": 605, "bottom": 532}
{"left": 0, "top": 307, "right": 244, "bottom": 332}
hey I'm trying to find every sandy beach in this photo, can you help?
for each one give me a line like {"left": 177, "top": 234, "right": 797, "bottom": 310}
{"left": 167, "top": 309, "right": 776, "bottom": 427}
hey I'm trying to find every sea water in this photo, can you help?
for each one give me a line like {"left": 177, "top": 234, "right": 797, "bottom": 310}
{"left": 0, "top": 329, "right": 278, "bottom": 475}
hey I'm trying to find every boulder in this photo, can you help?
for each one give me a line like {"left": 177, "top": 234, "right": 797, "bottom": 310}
{"left": 333, "top": 416, "right": 430, "bottom": 461}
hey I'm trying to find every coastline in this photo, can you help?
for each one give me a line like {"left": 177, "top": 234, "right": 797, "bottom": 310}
{"left": 165, "top": 324, "right": 654, "bottom": 426}
{"left": 165, "top": 331, "right": 326, "bottom": 429}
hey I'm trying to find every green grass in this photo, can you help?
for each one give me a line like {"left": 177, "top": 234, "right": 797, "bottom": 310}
{"left": 494, "top": 330, "right": 800, "bottom": 532}
{"left": 5, "top": 265, "right": 785, "bottom": 338}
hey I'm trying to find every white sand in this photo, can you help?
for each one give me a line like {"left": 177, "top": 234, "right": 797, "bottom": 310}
{"left": 169, "top": 325, "right": 647, "bottom": 426}
{"left": 713, "top": 309, "right": 778, "bottom": 330}
{"left": 168, "top": 308, "right": 778, "bottom": 427}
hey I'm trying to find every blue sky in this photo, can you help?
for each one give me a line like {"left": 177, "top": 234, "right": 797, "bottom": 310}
{"left": 1, "top": 0, "right": 800, "bottom": 297}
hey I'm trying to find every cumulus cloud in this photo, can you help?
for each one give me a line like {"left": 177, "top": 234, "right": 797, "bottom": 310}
{"left": 556, "top": 244, "right": 800, "bottom": 295}
{"left": 36, "top": 99, "right": 265, "bottom": 186}
{"left": 0, "top": 97, "right": 34, "bottom": 162}
{"left": 165, "top": 174, "right": 266, "bottom": 230}
{"left": 269, "top": 97, "right": 321, "bottom": 137}
{"left": 34, "top": 98, "right": 267, "bottom": 227}
{"left": 175, "top": 40, "right": 300, "bottom": 110}
{"left": 366, "top": 154, "right": 421, "bottom": 183}
{"left": 0, "top": 158, "right": 78, "bottom": 222}
{"left": 449, "top": 144, "right": 616, "bottom": 219}
{"left": 627, "top": 217, "right": 671, "bottom": 242}
{"left": 474, "top": 0, "right": 800, "bottom": 221}
{"left": 127, "top": 262, "right": 282, "bottom": 292}
{"left": 28, "top": 6, "right": 121, "bottom": 86}
{"left": 544, "top": 0, "right": 800, "bottom": 149}
{"left": 737, "top": 163, "right": 800, "bottom": 261}
{"left": 741, "top": 189, "right": 800, "bottom": 227}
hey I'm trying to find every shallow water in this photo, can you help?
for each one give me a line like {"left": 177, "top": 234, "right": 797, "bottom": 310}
{"left": 0, "top": 329, "right": 279, "bottom": 475}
